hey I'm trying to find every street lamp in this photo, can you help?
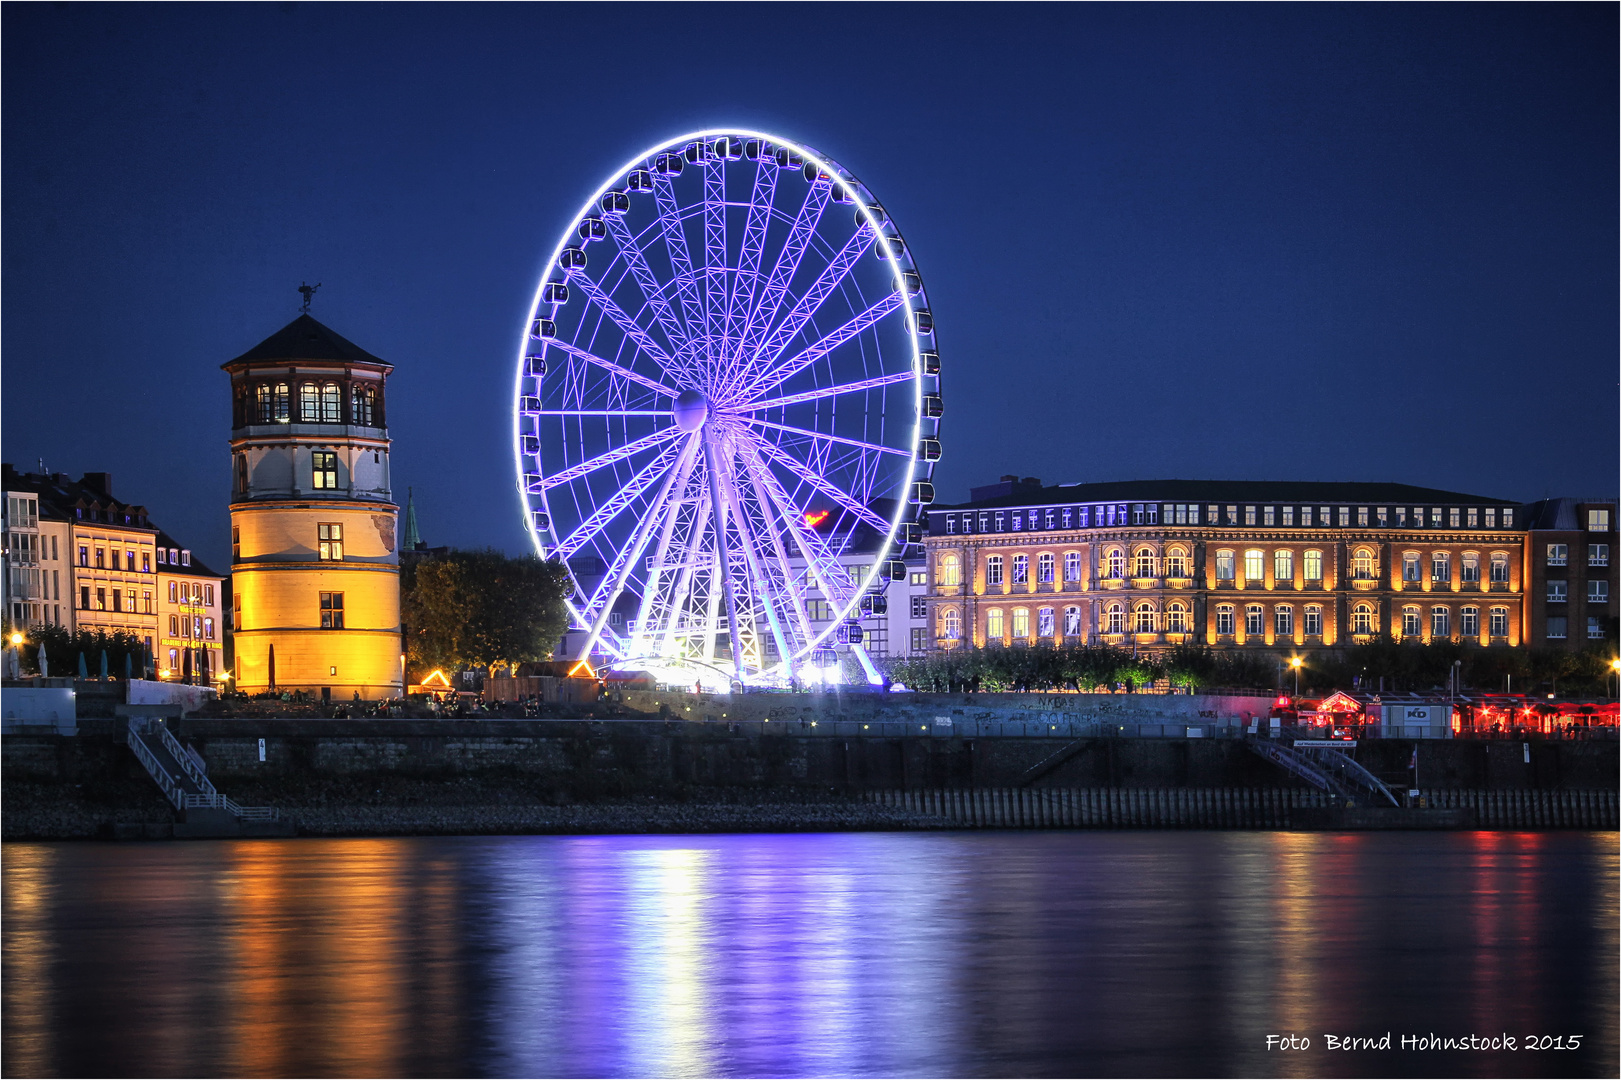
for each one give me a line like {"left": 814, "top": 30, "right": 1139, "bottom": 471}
{"left": 1289, "top": 656, "right": 1302, "bottom": 698}
{"left": 8, "top": 632, "right": 21, "bottom": 647}
{"left": 1611, "top": 658, "right": 1620, "bottom": 700}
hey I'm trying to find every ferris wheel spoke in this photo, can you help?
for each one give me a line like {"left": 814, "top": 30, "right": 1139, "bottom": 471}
{"left": 544, "top": 338, "right": 681, "bottom": 398}
{"left": 748, "top": 433, "right": 890, "bottom": 533}
{"left": 734, "top": 180, "right": 832, "bottom": 374}
{"left": 565, "top": 272, "right": 680, "bottom": 373}
{"left": 723, "top": 157, "right": 780, "bottom": 365}
{"left": 703, "top": 160, "right": 728, "bottom": 378}
{"left": 733, "top": 369, "right": 915, "bottom": 413}
{"left": 740, "top": 416, "right": 912, "bottom": 457}
{"left": 653, "top": 175, "right": 706, "bottom": 345}
{"left": 741, "top": 466, "right": 814, "bottom": 646}
{"left": 532, "top": 426, "right": 681, "bottom": 493}
{"left": 603, "top": 212, "right": 696, "bottom": 365}
{"left": 740, "top": 225, "right": 877, "bottom": 391}
{"left": 739, "top": 444, "right": 858, "bottom": 611}
{"left": 711, "top": 455, "right": 795, "bottom": 676}
{"left": 533, "top": 410, "right": 671, "bottom": 417}
{"left": 738, "top": 291, "right": 906, "bottom": 401}
{"left": 553, "top": 439, "right": 686, "bottom": 560}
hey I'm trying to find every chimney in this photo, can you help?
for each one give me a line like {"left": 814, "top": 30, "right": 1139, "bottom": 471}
{"left": 81, "top": 472, "right": 112, "bottom": 496}
{"left": 999, "top": 474, "right": 1018, "bottom": 483}
{"left": 1021, "top": 477, "right": 1042, "bottom": 488}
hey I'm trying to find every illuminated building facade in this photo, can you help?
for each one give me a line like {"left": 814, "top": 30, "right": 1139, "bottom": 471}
{"left": 1520, "top": 498, "right": 1618, "bottom": 649}
{"left": 223, "top": 314, "right": 403, "bottom": 699}
{"left": 153, "top": 530, "right": 225, "bottom": 683}
{"left": 924, "top": 478, "right": 1525, "bottom": 655}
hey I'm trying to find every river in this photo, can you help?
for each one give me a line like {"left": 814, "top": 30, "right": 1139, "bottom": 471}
{"left": 3, "top": 831, "right": 1615, "bottom": 1078}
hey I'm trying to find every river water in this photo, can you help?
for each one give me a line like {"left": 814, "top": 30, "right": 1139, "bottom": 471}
{"left": 3, "top": 831, "right": 1615, "bottom": 1078}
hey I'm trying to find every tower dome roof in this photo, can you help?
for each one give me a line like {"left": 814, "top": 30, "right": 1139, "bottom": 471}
{"left": 222, "top": 314, "right": 388, "bottom": 369}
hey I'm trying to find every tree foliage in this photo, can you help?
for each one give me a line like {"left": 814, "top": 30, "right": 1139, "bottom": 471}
{"left": 402, "top": 549, "right": 572, "bottom": 678}
{"left": 1, "top": 623, "right": 149, "bottom": 677}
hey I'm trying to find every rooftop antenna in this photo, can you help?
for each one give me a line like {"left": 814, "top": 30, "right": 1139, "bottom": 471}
{"left": 298, "top": 281, "right": 322, "bottom": 313}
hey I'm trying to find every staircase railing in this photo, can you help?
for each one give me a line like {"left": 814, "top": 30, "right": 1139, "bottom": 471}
{"left": 1306, "top": 748, "right": 1400, "bottom": 807}
{"left": 126, "top": 727, "right": 186, "bottom": 811}
{"left": 1246, "top": 737, "right": 1356, "bottom": 799}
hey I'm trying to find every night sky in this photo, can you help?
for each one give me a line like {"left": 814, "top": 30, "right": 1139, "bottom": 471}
{"left": 4, "top": 4, "right": 1615, "bottom": 571}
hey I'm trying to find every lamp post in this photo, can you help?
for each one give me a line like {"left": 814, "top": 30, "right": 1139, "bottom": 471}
{"left": 1611, "top": 658, "right": 1620, "bottom": 701}
{"left": 1289, "top": 656, "right": 1302, "bottom": 699}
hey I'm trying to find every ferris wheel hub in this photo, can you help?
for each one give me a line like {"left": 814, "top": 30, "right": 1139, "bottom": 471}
{"left": 672, "top": 388, "right": 710, "bottom": 433}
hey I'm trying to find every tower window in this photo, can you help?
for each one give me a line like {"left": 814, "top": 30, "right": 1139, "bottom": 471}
{"left": 320, "top": 591, "right": 345, "bottom": 629}
{"left": 312, "top": 452, "right": 339, "bottom": 490}
{"left": 232, "top": 526, "right": 241, "bottom": 561}
{"left": 318, "top": 523, "right": 344, "bottom": 561}
{"left": 351, "top": 384, "right": 377, "bottom": 425}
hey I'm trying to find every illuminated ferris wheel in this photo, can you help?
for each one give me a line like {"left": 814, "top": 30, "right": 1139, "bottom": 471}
{"left": 513, "top": 129, "right": 942, "bottom": 683}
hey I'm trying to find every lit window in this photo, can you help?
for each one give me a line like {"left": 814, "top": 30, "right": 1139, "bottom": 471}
{"left": 1467, "top": 508, "right": 1478, "bottom": 527}
{"left": 1349, "top": 605, "right": 1372, "bottom": 634}
{"left": 1376, "top": 507, "right": 1389, "bottom": 527}
{"left": 1402, "top": 553, "right": 1421, "bottom": 582}
{"left": 1226, "top": 505, "right": 1238, "bottom": 525}
{"left": 318, "top": 523, "right": 344, "bottom": 561}
{"left": 1012, "top": 554, "right": 1028, "bottom": 584}
{"left": 1485, "top": 508, "right": 1497, "bottom": 528}
{"left": 1490, "top": 553, "right": 1510, "bottom": 583}
{"left": 1546, "top": 617, "right": 1567, "bottom": 640}
{"left": 987, "top": 608, "right": 1004, "bottom": 638}
{"left": 94, "top": 548, "right": 105, "bottom": 569}
{"left": 911, "top": 595, "right": 927, "bottom": 619}
{"left": 351, "top": 384, "right": 377, "bottom": 425}
{"left": 1062, "top": 508, "right": 1073, "bottom": 529}
{"left": 1589, "top": 509, "right": 1612, "bottom": 532}
{"left": 985, "top": 556, "right": 1003, "bottom": 586}
{"left": 910, "top": 571, "right": 926, "bottom": 586}
{"left": 805, "top": 600, "right": 832, "bottom": 621}
{"left": 1304, "top": 550, "right": 1323, "bottom": 582}
{"left": 95, "top": 587, "right": 106, "bottom": 610}
{"left": 168, "top": 581, "right": 178, "bottom": 603}
{"left": 1243, "top": 549, "right": 1264, "bottom": 582}
{"left": 1215, "top": 550, "right": 1235, "bottom": 581}
{"left": 1215, "top": 605, "right": 1235, "bottom": 635}
{"left": 320, "top": 591, "right": 345, "bottom": 629}
{"left": 1105, "top": 548, "right": 1125, "bottom": 579}
{"left": 1063, "top": 606, "right": 1082, "bottom": 635}
{"left": 78, "top": 545, "right": 88, "bottom": 567}
{"left": 1432, "top": 607, "right": 1450, "bottom": 637}
{"left": 1063, "top": 551, "right": 1082, "bottom": 582}
{"left": 1547, "top": 581, "right": 1567, "bottom": 603}
{"left": 1489, "top": 608, "right": 1508, "bottom": 636}
{"left": 1037, "top": 553, "right": 1054, "bottom": 583}
{"left": 1244, "top": 605, "right": 1263, "bottom": 635}
{"left": 1547, "top": 544, "right": 1567, "bottom": 567}
{"left": 169, "top": 614, "right": 179, "bottom": 637}
{"left": 312, "top": 451, "right": 339, "bottom": 490}
{"left": 1045, "top": 509, "right": 1056, "bottom": 531}
{"left": 1432, "top": 552, "right": 1451, "bottom": 583}
{"left": 1165, "top": 548, "right": 1189, "bottom": 578}
{"left": 1132, "top": 504, "right": 1145, "bottom": 525}
{"left": 1303, "top": 606, "right": 1322, "bottom": 636}
{"left": 1589, "top": 580, "right": 1609, "bottom": 603}
{"left": 1357, "top": 507, "right": 1369, "bottom": 526}
{"left": 1037, "top": 607, "right": 1054, "bottom": 637}
{"left": 945, "top": 517, "right": 956, "bottom": 535}
{"left": 1244, "top": 506, "right": 1256, "bottom": 526}
{"left": 1282, "top": 506, "right": 1295, "bottom": 527}
{"left": 1134, "top": 548, "right": 1155, "bottom": 578}
{"left": 1323, "top": 507, "right": 1334, "bottom": 527}
{"left": 1302, "top": 507, "right": 1314, "bottom": 527}
{"left": 994, "top": 512, "right": 1004, "bottom": 532}
{"left": 1010, "top": 512, "right": 1022, "bottom": 532}
{"left": 1430, "top": 508, "right": 1442, "bottom": 527}
{"left": 1105, "top": 603, "right": 1125, "bottom": 634}
{"left": 942, "top": 609, "right": 960, "bottom": 640}
{"left": 1165, "top": 603, "right": 1188, "bottom": 633}
{"left": 936, "top": 553, "right": 960, "bottom": 587}
{"left": 1461, "top": 607, "right": 1479, "bottom": 637}
{"left": 233, "top": 594, "right": 242, "bottom": 632}
{"left": 1402, "top": 607, "right": 1421, "bottom": 637}
{"left": 1588, "top": 544, "right": 1609, "bottom": 567}
{"left": 1448, "top": 508, "right": 1460, "bottom": 528}
{"left": 1350, "top": 549, "right": 1374, "bottom": 579}
{"left": 1011, "top": 608, "right": 1029, "bottom": 638}
{"left": 1461, "top": 552, "right": 1479, "bottom": 582}
{"left": 1274, "top": 605, "right": 1293, "bottom": 636}
{"left": 1134, "top": 603, "right": 1155, "bottom": 634}
{"left": 1263, "top": 506, "right": 1275, "bottom": 526}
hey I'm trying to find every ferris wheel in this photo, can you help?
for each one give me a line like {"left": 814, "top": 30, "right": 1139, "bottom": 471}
{"left": 513, "top": 129, "right": 942, "bottom": 683}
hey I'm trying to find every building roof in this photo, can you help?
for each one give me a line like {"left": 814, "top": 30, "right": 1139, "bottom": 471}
{"left": 932, "top": 478, "right": 1518, "bottom": 511}
{"left": 1521, "top": 496, "right": 1618, "bottom": 531}
{"left": 153, "top": 529, "right": 223, "bottom": 579}
{"left": 222, "top": 313, "right": 388, "bottom": 369}
{"left": 1, "top": 465, "right": 154, "bottom": 529}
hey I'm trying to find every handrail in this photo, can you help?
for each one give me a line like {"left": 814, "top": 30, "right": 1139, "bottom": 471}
{"left": 155, "top": 724, "right": 216, "bottom": 797}
{"left": 1308, "top": 748, "right": 1400, "bottom": 807}
{"left": 1245, "top": 737, "right": 1355, "bottom": 798}
{"left": 126, "top": 730, "right": 186, "bottom": 811}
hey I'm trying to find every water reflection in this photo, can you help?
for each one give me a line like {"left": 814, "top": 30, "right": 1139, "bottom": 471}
{"left": 2, "top": 832, "right": 1615, "bottom": 1078}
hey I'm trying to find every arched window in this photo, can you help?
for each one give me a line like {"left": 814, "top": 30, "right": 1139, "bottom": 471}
{"left": 351, "top": 383, "right": 376, "bottom": 425}
{"left": 1105, "top": 602, "right": 1125, "bottom": 634}
{"left": 1165, "top": 547, "right": 1189, "bottom": 578}
{"left": 1352, "top": 604, "right": 1374, "bottom": 634}
{"left": 1431, "top": 606, "right": 1450, "bottom": 637}
{"left": 1244, "top": 604, "right": 1264, "bottom": 635}
{"left": 1489, "top": 552, "right": 1510, "bottom": 583}
{"left": 1105, "top": 547, "right": 1125, "bottom": 579}
{"left": 1165, "top": 602, "right": 1188, "bottom": 633}
{"left": 1063, "top": 606, "right": 1082, "bottom": 635}
{"left": 1274, "top": 605, "right": 1293, "bottom": 636}
{"left": 1063, "top": 551, "right": 1082, "bottom": 582}
{"left": 1037, "top": 553, "right": 1054, "bottom": 583}
{"left": 1011, "top": 608, "right": 1030, "bottom": 639}
{"left": 1215, "top": 604, "right": 1235, "bottom": 635}
{"left": 986, "top": 608, "right": 1004, "bottom": 639}
{"left": 320, "top": 382, "right": 342, "bottom": 423}
{"left": 1037, "top": 607, "right": 1054, "bottom": 637}
{"left": 936, "top": 553, "right": 960, "bottom": 587}
{"left": 1243, "top": 549, "right": 1265, "bottom": 582}
{"left": 1461, "top": 552, "right": 1480, "bottom": 583}
{"left": 1402, "top": 552, "right": 1422, "bottom": 582}
{"left": 1303, "top": 549, "right": 1323, "bottom": 582}
{"left": 1275, "top": 549, "right": 1295, "bottom": 584}
{"left": 300, "top": 382, "right": 321, "bottom": 421}
{"left": 1401, "top": 605, "right": 1421, "bottom": 637}
{"left": 1134, "top": 548, "right": 1156, "bottom": 578}
{"left": 1489, "top": 607, "right": 1509, "bottom": 636}
{"left": 941, "top": 608, "right": 960, "bottom": 640}
{"left": 259, "top": 382, "right": 290, "bottom": 423}
{"left": 986, "top": 555, "right": 1004, "bottom": 587}
{"left": 1431, "top": 551, "right": 1451, "bottom": 583}
{"left": 1215, "top": 550, "right": 1236, "bottom": 581}
{"left": 1352, "top": 548, "right": 1375, "bottom": 579}
{"left": 1012, "top": 554, "right": 1029, "bottom": 584}
{"left": 1134, "top": 602, "right": 1156, "bottom": 634}
{"left": 1460, "top": 606, "right": 1479, "bottom": 637}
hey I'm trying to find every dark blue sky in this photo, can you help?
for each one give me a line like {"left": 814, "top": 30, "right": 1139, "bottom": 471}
{"left": 4, "top": 3, "right": 1615, "bottom": 570}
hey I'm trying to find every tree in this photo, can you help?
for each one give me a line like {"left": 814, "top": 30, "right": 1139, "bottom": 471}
{"left": 402, "top": 549, "right": 572, "bottom": 679}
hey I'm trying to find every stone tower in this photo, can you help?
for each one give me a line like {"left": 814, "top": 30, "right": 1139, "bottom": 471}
{"left": 222, "top": 314, "right": 402, "bottom": 699}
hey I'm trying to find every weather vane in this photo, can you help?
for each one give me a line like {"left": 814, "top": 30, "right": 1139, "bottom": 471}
{"left": 298, "top": 281, "right": 322, "bottom": 313}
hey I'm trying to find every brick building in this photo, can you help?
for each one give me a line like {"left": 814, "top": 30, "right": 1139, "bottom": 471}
{"left": 923, "top": 478, "right": 1526, "bottom": 656}
{"left": 1520, "top": 497, "right": 1618, "bottom": 648}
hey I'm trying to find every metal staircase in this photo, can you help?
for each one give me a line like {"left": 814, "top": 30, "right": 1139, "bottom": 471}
{"left": 1245, "top": 737, "right": 1399, "bottom": 807}
{"left": 126, "top": 719, "right": 286, "bottom": 830}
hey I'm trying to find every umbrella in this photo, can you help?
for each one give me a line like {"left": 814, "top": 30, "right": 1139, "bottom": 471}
{"left": 124, "top": 652, "right": 132, "bottom": 680}
{"left": 38, "top": 644, "right": 47, "bottom": 679}
{"left": 99, "top": 650, "right": 109, "bottom": 680}
{"left": 77, "top": 652, "right": 88, "bottom": 679}
{"left": 268, "top": 644, "right": 276, "bottom": 690}
{"left": 182, "top": 647, "right": 193, "bottom": 685}
{"left": 199, "top": 648, "right": 210, "bottom": 685}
